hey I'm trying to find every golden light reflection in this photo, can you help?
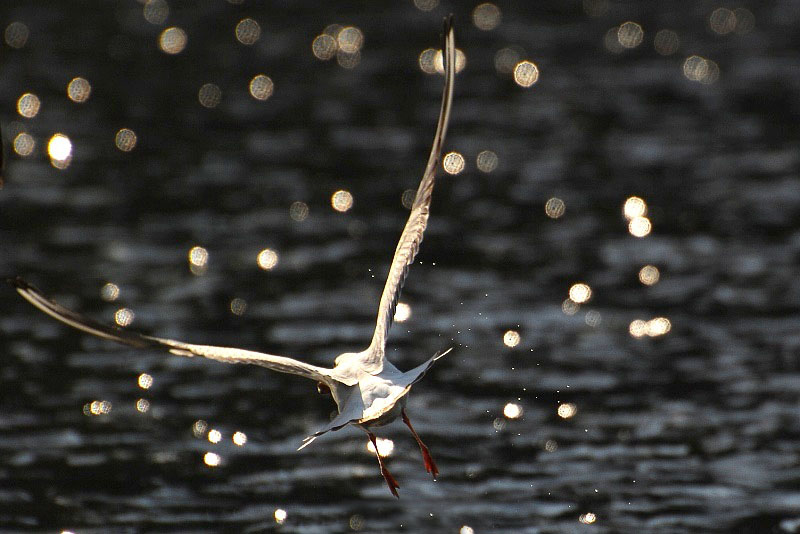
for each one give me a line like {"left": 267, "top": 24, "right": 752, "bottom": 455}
{"left": 203, "top": 452, "right": 221, "bottom": 467}
{"left": 208, "top": 429, "right": 222, "bottom": 443}
{"left": 639, "top": 265, "right": 660, "bottom": 285}
{"left": 623, "top": 196, "right": 647, "bottom": 219}
{"left": 617, "top": 21, "right": 644, "bottom": 48}
{"left": 413, "top": 0, "right": 439, "bottom": 11}
{"left": 115, "top": 128, "right": 137, "bottom": 152}
{"left": 460, "top": 527, "right": 475, "bottom": 534}
{"left": 4, "top": 21, "right": 29, "bottom": 49}
{"left": 192, "top": 419, "right": 208, "bottom": 437}
{"left": 503, "top": 402, "right": 523, "bottom": 419}
{"left": 312, "top": 34, "right": 337, "bottom": 60}
{"left": 114, "top": 308, "right": 134, "bottom": 327}
{"left": 138, "top": 373, "right": 153, "bottom": 389}
{"left": 629, "top": 317, "right": 672, "bottom": 338}
{"left": 100, "top": 282, "right": 120, "bottom": 302}
{"left": 443, "top": 151, "right": 465, "bottom": 175}
{"left": 85, "top": 400, "right": 113, "bottom": 416}
{"left": 67, "top": 77, "right": 91, "bottom": 103}
{"left": 562, "top": 298, "right": 580, "bottom": 315}
{"left": 433, "top": 49, "right": 467, "bottom": 74}
{"left": 629, "top": 319, "right": 647, "bottom": 338}
{"left": 136, "top": 398, "right": 150, "bottom": 413}
{"left": 513, "top": 61, "right": 539, "bottom": 88}
{"left": 189, "top": 246, "right": 209, "bottom": 275}
{"left": 583, "top": 0, "right": 609, "bottom": 17}
{"left": 48, "top": 134, "right": 72, "bottom": 168}
{"left": 13, "top": 133, "right": 35, "bottom": 157}
{"left": 503, "top": 330, "right": 521, "bottom": 348}
{"left": 331, "top": 190, "right": 354, "bottom": 212}
{"left": 394, "top": 302, "right": 411, "bottom": 323}
{"left": 235, "top": 18, "right": 261, "bottom": 45}
{"left": 683, "top": 55, "right": 720, "bottom": 84}
{"left": 248, "top": 74, "right": 274, "bottom": 100}
{"left": 418, "top": 48, "right": 438, "bottom": 74}
{"left": 198, "top": 83, "right": 222, "bottom": 108}
{"left": 647, "top": 317, "right": 671, "bottom": 336}
{"left": 579, "top": 513, "right": 597, "bottom": 524}
{"left": 232, "top": 431, "right": 247, "bottom": 446}
{"left": 472, "top": 3, "right": 502, "bottom": 31}
{"left": 558, "top": 403, "right": 577, "bottom": 419}
{"left": 654, "top": 29, "right": 680, "bottom": 56}
{"left": 476, "top": 150, "right": 498, "bottom": 173}
{"left": 545, "top": 197, "right": 565, "bottom": 219}
{"left": 230, "top": 297, "right": 247, "bottom": 316}
{"left": 366, "top": 437, "right": 394, "bottom": 457}
{"left": 17, "top": 93, "right": 40, "bottom": 118}
{"left": 628, "top": 216, "right": 652, "bottom": 237}
{"left": 143, "top": 0, "right": 169, "bottom": 25}
{"left": 337, "top": 26, "right": 364, "bottom": 54}
{"left": 709, "top": 8, "right": 736, "bottom": 35}
{"left": 159, "top": 27, "right": 187, "bottom": 54}
{"left": 188, "top": 246, "right": 209, "bottom": 270}
{"left": 494, "top": 47, "right": 522, "bottom": 74}
{"left": 569, "top": 283, "right": 592, "bottom": 304}
{"left": 274, "top": 509, "right": 288, "bottom": 525}
{"left": 257, "top": 248, "right": 279, "bottom": 270}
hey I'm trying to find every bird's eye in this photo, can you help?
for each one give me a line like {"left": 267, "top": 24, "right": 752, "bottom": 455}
{"left": 317, "top": 381, "right": 331, "bottom": 395}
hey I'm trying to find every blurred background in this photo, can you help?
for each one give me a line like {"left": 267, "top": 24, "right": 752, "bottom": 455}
{"left": 1, "top": 1, "right": 799, "bottom": 532}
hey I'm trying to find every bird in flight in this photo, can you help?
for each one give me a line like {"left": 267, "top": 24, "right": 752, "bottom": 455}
{"left": 8, "top": 16, "right": 456, "bottom": 498}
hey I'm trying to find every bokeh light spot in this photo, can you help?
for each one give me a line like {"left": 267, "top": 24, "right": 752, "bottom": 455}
{"left": 639, "top": 265, "right": 660, "bottom": 285}
{"left": 235, "top": 18, "right": 261, "bottom": 45}
{"left": 569, "top": 283, "right": 592, "bottom": 304}
{"left": 290, "top": 201, "right": 309, "bottom": 221}
{"left": 513, "top": 60, "right": 539, "bottom": 87}
{"left": 13, "top": 133, "right": 35, "bottom": 157}
{"left": 198, "top": 83, "right": 222, "bottom": 108}
{"left": 503, "top": 402, "right": 523, "bottom": 419}
{"left": 249, "top": 74, "right": 274, "bottom": 100}
{"left": 115, "top": 128, "right": 137, "bottom": 152}
{"left": 331, "top": 190, "right": 354, "bottom": 212}
{"left": 558, "top": 403, "right": 577, "bottom": 419}
{"left": 159, "top": 27, "right": 187, "bottom": 54}
{"left": 476, "top": 150, "right": 498, "bottom": 173}
{"left": 503, "top": 330, "right": 521, "bottom": 348}
{"left": 5, "top": 21, "right": 29, "bottom": 48}
{"left": 443, "top": 152, "right": 465, "bottom": 175}
{"left": 654, "top": 29, "right": 680, "bottom": 56}
{"left": 67, "top": 77, "right": 92, "bottom": 103}
{"left": 366, "top": 437, "right": 394, "bottom": 457}
{"left": 617, "top": 21, "right": 644, "bottom": 48}
{"left": 545, "top": 197, "right": 566, "bottom": 218}
{"left": 394, "top": 302, "right": 411, "bottom": 323}
{"left": 472, "top": 3, "right": 502, "bottom": 31}
{"left": 114, "top": 308, "right": 134, "bottom": 327}
{"left": 312, "top": 34, "right": 337, "bottom": 60}
{"left": 628, "top": 216, "right": 652, "bottom": 237}
{"left": 17, "top": 93, "right": 40, "bottom": 118}
{"left": 257, "top": 248, "right": 279, "bottom": 270}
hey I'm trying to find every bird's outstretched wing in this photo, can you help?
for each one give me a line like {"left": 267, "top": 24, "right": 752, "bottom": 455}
{"left": 8, "top": 277, "right": 332, "bottom": 382}
{"left": 365, "top": 16, "right": 456, "bottom": 369}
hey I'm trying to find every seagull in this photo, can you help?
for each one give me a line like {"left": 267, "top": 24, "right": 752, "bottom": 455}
{"left": 7, "top": 16, "right": 456, "bottom": 498}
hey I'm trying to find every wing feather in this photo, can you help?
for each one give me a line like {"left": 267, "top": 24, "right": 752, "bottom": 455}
{"left": 365, "top": 17, "right": 456, "bottom": 366}
{"left": 8, "top": 277, "right": 332, "bottom": 382}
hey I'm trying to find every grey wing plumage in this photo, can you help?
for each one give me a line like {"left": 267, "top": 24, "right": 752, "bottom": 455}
{"left": 366, "top": 17, "right": 456, "bottom": 366}
{"left": 298, "top": 385, "right": 366, "bottom": 450}
{"left": 8, "top": 277, "right": 332, "bottom": 382}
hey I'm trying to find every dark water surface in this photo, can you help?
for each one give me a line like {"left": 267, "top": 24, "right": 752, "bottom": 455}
{"left": 2, "top": 1, "right": 800, "bottom": 533}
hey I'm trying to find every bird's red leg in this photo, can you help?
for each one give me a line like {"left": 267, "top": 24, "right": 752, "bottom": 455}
{"left": 368, "top": 431, "right": 400, "bottom": 498}
{"left": 401, "top": 409, "right": 439, "bottom": 478}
